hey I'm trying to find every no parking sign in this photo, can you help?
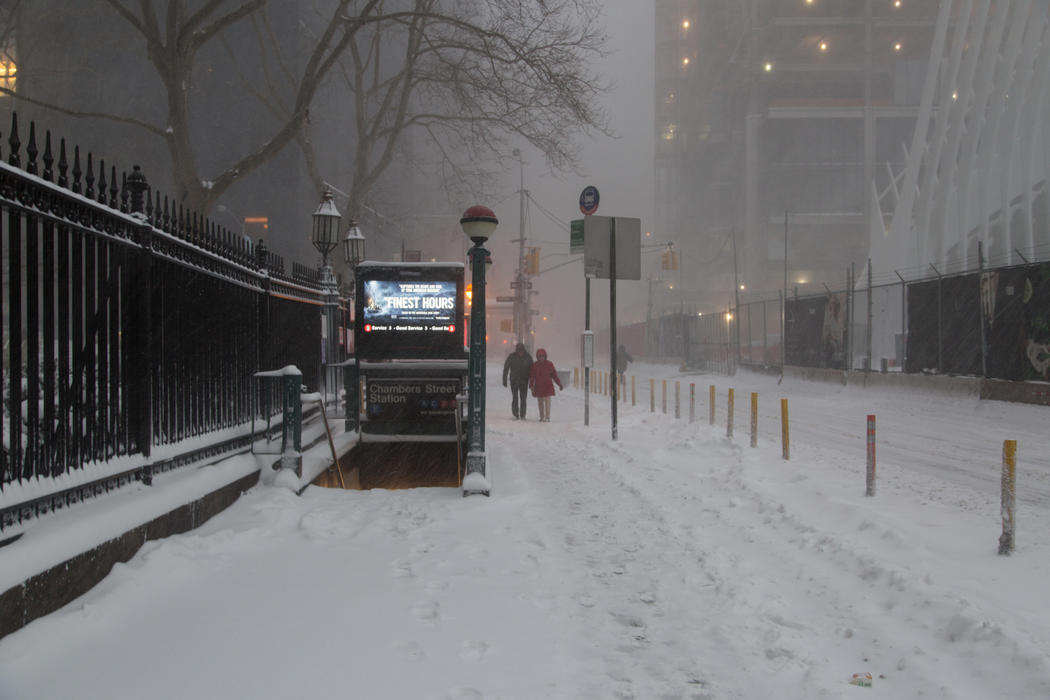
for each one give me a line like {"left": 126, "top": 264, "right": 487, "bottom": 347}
{"left": 579, "top": 185, "right": 600, "bottom": 216}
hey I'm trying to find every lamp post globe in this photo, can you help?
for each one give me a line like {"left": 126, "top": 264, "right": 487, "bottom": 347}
{"left": 460, "top": 204, "right": 499, "bottom": 244}
{"left": 460, "top": 204, "right": 498, "bottom": 495}
{"left": 343, "top": 219, "right": 366, "bottom": 270}
{"left": 311, "top": 189, "right": 342, "bottom": 264}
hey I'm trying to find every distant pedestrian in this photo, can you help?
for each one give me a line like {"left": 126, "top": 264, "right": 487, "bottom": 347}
{"left": 528, "top": 348, "right": 563, "bottom": 422}
{"left": 616, "top": 344, "right": 633, "bottom": 380}
{"left": 502, "top": 342, "right": 533, "bottom": 419}
{"left": 615, "top": 344, "right": 633, "bottom": 399}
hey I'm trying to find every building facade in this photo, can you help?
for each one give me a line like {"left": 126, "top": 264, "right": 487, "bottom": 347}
{"left": 654, "top": 0, "right": 939, "bottom": 306}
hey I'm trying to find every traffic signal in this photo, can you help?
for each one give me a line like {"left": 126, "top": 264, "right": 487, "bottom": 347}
{"left": 661, "top": 247, "right": 678, "bottom": 271}
{"left": 525, "top": 247, "right": 540, "bottom": 275}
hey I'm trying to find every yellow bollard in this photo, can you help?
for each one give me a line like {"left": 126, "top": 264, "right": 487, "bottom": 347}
{"left": 689, "top": 383, "right": 695, "bottom": 423}
{"left": 662, "top": 379, "right": 667, "bottom": 414}
{"left": 727, "top": 388, "right": 734, "bottom": 438}
{"left": 675, "top": 381, "right": 681, "bottom": 419}
{"left": 999, "top": 439, "right": 1017, "bottom": 555}
{"left": 781, "top": 398, "right": 790, "bottom": 460}
{"left": 649, "top": 378, "right": 655, "bottom": 412}
{"left": 631, "top": 375, "right": 636, "bottom": 406}
{"left": 750, "top": 392, "right": 758, "bottom": 448}
{"left": 709, "top": 385, "right": 716, "bottom": 425}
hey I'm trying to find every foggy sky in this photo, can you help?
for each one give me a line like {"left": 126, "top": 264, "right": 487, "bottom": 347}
{"left": 487, "top": 1, "right": 655, "bottom": 363}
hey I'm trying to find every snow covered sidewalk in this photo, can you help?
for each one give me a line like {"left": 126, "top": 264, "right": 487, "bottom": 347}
{"left": 1, "top": 364, "right": 1049, "bottom": 699}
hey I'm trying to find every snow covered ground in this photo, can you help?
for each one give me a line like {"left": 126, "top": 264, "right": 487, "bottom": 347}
{"left": 1, "top": 362, "right": 1049, "bottom": 699}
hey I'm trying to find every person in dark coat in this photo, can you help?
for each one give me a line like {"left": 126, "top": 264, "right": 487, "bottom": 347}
{"left": 615, "top": 344, "right": 633, "bottom": 399}
{"left": 502, "top": 342, "right": 533, "bottom": 419}
{"left": 616, "top": 344, "right": 633, "bottom": 378}
{"left": 528, "top": 347, "right": 563, "bottom": 422}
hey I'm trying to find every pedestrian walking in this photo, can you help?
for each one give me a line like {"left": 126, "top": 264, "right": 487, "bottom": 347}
{"left": 502, "top": 342, "right": 533, "bottom": 419}
{"left": 528, "top": 348, "right": 563, "bottom": 422}
{"left": 615, "top": 343, "right": 633, "bottom": 400}
{"left": 616, "top": 344, "right": 633, "bottom": 380}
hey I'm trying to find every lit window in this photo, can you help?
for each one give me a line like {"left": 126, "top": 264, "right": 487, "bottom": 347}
{"left": 818, "top": 40, "right": 828, "bottom": 52}
{"left": 0, "top": 57, "right": 16, "bottom": 93}
{"left": 764, "top": 62, "right": 774, "bottom": 72}
{"left": 682, "top": 57, "right": 690, "bottom": 66}
{"left": 682, "top": 19, "right": 690, "bottom": 29}
{"left": 894, "top": 41, "right": 902, "bottom": 52}
{"left": 661, "top": 125, "right": 677, "bottom": 141}
{"left": 952, "top": 90, "right": 958, "bottom": 100}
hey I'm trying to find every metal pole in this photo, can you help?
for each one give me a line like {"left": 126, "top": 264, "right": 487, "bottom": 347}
{"left": 978, "top": 241, "right": 988, "bottom": 377}
{"left": 866, "top": 258, "right": 873, "bottom": 375}
{"left": 782, "top": 210, "right": 788, "bottom": 374}
{"left": 516, "top": 154, "right": 527, "bottom": 349}
{"left": 585, "top": 276, "right": 590, "bottom": 426}
{"left": 466, "top": 240, "right": 490, "bottom": 483}
{"left": 610, "top": 218, "right": 618, "bottom": 441}
{"left": 733, "top": 231, "right": 740, "bottom": 367}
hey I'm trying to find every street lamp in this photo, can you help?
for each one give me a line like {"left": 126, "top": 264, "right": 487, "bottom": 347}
{"left": 341, "top": 218, "right": 365, "bottom": 432}
{"left": 342, "top": 219, "right": 366, "bottom": 274}
{"left": 312, "top": 189, "right": 342, "bottom": 407}
{"left": 312, "top": 189, "right": 341, "bottom": 265}
{"left": 460, "top": 204, "right": 498, "bottom": 496}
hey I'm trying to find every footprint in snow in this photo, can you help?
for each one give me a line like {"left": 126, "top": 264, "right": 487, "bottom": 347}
{"left": 390, "top": 639, "right": 424, "bottom": 660}
{"left": 458, "top": 640, "right": 490, "bottom": 661}
{"left": 411, "top": 600, "right": 440, "bottom": 626}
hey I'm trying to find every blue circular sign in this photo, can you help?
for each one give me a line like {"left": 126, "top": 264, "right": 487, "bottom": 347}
{"left": 579, "top": 185, "right": 600, "bottom": 216}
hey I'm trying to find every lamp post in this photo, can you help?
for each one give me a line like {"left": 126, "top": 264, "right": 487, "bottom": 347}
{"left": 460, "top": 204, "right": 498, "bottom": 496}
{"left": 341, "top": 219, "right": 365, "bottom": 430}
{"left": 512, "top": 148, "right": 527, "bottom": 350}
{"left": 312, "top": 189, "right": 342, "bottom": 407}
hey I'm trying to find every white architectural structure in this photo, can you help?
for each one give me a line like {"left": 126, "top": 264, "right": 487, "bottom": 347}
{"left": 872, "top": 0, "right": 1050, "bottom": 278}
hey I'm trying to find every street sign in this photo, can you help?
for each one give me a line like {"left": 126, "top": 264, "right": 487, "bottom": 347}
{"left": 495, "top": 295, "right": 516, "bottom": 302}
{"left": 509, "top": 281, "right": 533, "bottom": 290}
{"left": 583, "top": 216, "right": 642, "bottom": 280}
{"left": 579, "top": 185, "right": 600, "bottom": 216}
{"left": 570, "top": 219, "right": 584, "bottom": 254}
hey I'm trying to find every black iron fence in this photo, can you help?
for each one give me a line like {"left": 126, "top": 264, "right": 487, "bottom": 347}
{"left": 731, "top": 258, "right": 1050, "bottom": 383}
{"left": 1, "top": 113, "right": 343, "bottom": 527}
{"left": 627, "top": 253, "right": 1049, "bottom": 386}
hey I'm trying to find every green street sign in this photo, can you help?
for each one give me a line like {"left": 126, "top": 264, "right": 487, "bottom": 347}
{"left": 570, "top": 219, "right": 584, "bottom": 254}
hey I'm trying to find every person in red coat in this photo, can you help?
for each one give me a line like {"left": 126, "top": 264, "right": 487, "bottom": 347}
{"left": 528, "top": 348, "right": 563, "bottom": 422}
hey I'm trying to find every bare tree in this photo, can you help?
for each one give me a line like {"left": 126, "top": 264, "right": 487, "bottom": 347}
{"left": 299, "top": 0, "right": 610, "bottom": 224}
{"left": 1, "top": 0, "right": 609, "bottom": 228}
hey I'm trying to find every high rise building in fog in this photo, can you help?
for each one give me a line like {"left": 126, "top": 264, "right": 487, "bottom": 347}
{"left": 654, "top": 0, "right": 939, "bottom": 306}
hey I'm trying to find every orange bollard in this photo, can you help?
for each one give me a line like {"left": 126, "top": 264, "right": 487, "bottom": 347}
{"left": 781, "top": 398, "right": 790, "bottom": 460}
{"left": 727, "top": 388, "right": 734, "bottom": 438}
{"left": 750, "top": 392, "right": 758, "bottom": 448}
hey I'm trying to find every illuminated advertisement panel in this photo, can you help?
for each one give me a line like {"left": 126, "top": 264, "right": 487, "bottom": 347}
{"left": 363, "top": 280, "right": 457, "bottom": 331}
{"left": 355, "top": 264, "right": 465, "bottom": 360}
